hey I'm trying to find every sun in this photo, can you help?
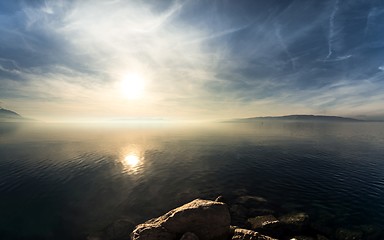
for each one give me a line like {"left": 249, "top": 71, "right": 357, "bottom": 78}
{"left": 120, "top": 73, "right": 145, "bottom": 99}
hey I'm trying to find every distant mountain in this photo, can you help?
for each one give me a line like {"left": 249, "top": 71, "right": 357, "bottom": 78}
{"left": 231, "top": 114, "right": 362, "bottom": 122}
{"left": 0, "top": 108, "right": 31, "bottom": 122}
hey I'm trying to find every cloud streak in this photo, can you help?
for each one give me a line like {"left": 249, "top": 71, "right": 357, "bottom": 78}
{"left": 326, "top": 0, "right": 339, "bottom": 59}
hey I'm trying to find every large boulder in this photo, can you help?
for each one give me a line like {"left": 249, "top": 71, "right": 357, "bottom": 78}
{"left": 131, "top": 199, "right": 231, "bottom": 240}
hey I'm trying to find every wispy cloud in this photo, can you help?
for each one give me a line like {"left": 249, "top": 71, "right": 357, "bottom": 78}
{"left": 326, "top": 0, "right": 340, "bottom": 59}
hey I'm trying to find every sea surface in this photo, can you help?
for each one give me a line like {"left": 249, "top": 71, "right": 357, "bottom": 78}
{"left": 0, "top": 121, "right": 384, "bottom": 239}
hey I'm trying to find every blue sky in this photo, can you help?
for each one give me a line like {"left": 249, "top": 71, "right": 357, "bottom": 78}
{"left": 1, "top": 0, "right": 384, "bottom": 121}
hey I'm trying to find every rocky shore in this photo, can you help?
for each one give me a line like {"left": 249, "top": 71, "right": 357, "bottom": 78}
{"left": 89, "top": 194, "right": 383, "bottom": 240}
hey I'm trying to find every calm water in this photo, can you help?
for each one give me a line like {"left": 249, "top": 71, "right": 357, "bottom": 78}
{"left": 0, "top": 122, "right": 384, "bottom": 239}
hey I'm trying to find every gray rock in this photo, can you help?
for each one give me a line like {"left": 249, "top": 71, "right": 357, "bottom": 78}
{"left": 231, "top": 228, "right": 277, "bottom": 240}
{"left": 279, "top": 212, "right": 309, "bottom": 225}
{"left": 247, "top": 215, "right": 279, "bottom": 231}
{"left": 131, "top": 199, "right": 231, "bottom": 240}
{"left": 279, "top": 212, "right": 309, "bottom": 233}
{"left": 180, "top": 232, "right": 199, "bottom": 240}
{"left": 246, "top": 215, "right": 282, "bottom": 239}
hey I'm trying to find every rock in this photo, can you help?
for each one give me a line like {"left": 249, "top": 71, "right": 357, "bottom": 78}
{"left": 103, "top": 218, "right": 136, "bottom": 240}
{"left": 215, "top": 195, "right": 226, "bottom": 203}
{"left": 279, "top": 212, "right": 309, "bottom": 225}
{"left": 335, "top": 228, "right": 363, "bottom": 240}
{"left": 235, "top": 196, "right": 268, "bottom": 208}
{"left": 131, "top": 224, "right": 176, "bottom": 240}
{"left": 131, "top": 199, "right": 231, "bottom": 240}
{"left": 180, "top": 232, "right": 199, "bottom": 240}
{"left": 356, "top": 225, "right": 383, "bottom": 240}
{"left": 290, "top": 236, "right": 315, "bottom": 240}
{"left": 247, "top": 215, "right": 279, "bottom": 231}
{"left": 279, "top": 212, "right": 309, "bottom": 234}
{"left": 87, "top": 218, "right": 136, "bottom": 240}
{"left": 229, "top": 225, "right": 238, "bottom": 237}
{"left": 247, "top": 215, "right": 282, "bottom": 239}
{"left": 231, "top": 228, "right": 277, "bottom": 240}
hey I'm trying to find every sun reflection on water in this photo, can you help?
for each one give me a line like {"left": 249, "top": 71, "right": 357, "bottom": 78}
{"left": 120, "top": 145, "right": 144, "bottom": 174}
{"left": 124, "top": 154, "right": 140, "bottom": 167}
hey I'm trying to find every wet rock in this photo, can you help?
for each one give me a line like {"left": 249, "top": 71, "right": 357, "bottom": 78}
{"left": 279, "top": 212, "right": 309, "bottom": 234}
{"left": 180, "top": 232, "right": 199, "bottom": 240}
{"left": 335, "top": 228, "right": 363, "bottom": 240}
{"left": 87, "top": 218, "right": 136, "bottom": 240}
{"left": 231, "top": 228, "right": 277, "bottom": 240}
{"left": 290, "top": 236, "right": 315, "bottom": 240}
{"left": 215, "top": 195, "right": 226, "bottom": 203}
{"left": 356, "top": 225, "right": 383, "bottom": 240}
{"left": 103, "top": 218, "right": 136, "bottom": 240}
{"left": 247, "top": 215, "right": 279, "bottom": 230}
{"left": 235, "top": 196, "right": 268, "bottom": 209}
{"left": 229, "top": 225, "right": 238, "bottom": 237}
{"left": 131, "top": 199, "right": 230, "bottom": 240}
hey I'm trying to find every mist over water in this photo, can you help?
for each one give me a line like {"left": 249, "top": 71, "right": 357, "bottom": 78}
{"left": 1, "top": 122, "right": 384, "bottom": 239}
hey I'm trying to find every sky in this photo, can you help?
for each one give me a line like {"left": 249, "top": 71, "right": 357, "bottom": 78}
{"left": 0, "top": 0, "right": 384, "bottom": 121}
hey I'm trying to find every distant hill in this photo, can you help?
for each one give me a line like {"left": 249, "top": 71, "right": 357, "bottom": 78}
{"left": 0, "top": 108, "right": 31, "bottom": 122}
{"left": 230, "top": 114, "right": 362, "bottom": 122}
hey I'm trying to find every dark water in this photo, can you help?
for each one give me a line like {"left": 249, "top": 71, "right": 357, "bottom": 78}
{"left": 0, "top": 121, "right": 384, "bottom": 239}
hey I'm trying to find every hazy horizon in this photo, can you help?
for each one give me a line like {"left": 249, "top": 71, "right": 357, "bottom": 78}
{"left": 1, "top": 0, "right": 384, "bottom": 121}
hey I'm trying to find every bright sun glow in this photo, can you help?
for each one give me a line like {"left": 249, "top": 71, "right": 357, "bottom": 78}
{"left": 124, "top": 154, "right": 140, "bottom": 167}
{"left": 120, "top": 73, "right": 145, "bottom": 99}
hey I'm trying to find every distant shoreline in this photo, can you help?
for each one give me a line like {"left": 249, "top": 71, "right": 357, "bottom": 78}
{"left": 225, "top": 114, "right": 374, "bottom": 123}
